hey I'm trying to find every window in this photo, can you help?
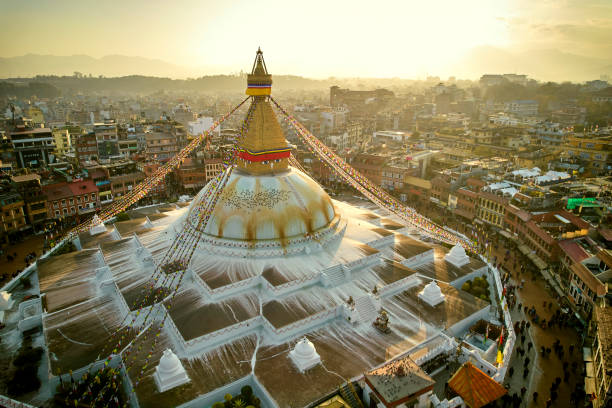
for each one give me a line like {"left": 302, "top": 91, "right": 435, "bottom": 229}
{"left": 84, "top": 195, "right": 88, "bottom": 202}
{"left": 91, "top": 193, "right": 96, "bottom": 200}
{"left": 61, "top": 199, "right": 66, "bottom": 206}
{"left": 78, "top": 205, "right": 82, "bottom": 210}
{"left": 55, "top": 210, "right": 60, "bottom": 216}
{"left": 53, "top": 201, "right": 59, "bottom": 209}
{"left": 63, "top": 208, "right": 68, "bottom": 215}
{"left": 69, "top": 198, "right": 74, "bottom": 205}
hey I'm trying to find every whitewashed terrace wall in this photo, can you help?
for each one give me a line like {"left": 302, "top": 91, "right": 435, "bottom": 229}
{"left": 401, "top": 249, "right": 434, "bottom": 268}
{"left": 176, "top": 374, "right": 278, "bottom": 408}
{"left": 378, "top": 274, "right": 420, "bottom": 298}
{"left": 262, "top": 306, "right": 342, "bottom": 343}
{"left": 183, "top": 316, "right": 262, "bottom": 356}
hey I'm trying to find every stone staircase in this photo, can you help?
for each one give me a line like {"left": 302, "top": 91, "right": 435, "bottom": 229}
{"left": 322, "top": 264, "right": 346, "bottom": 287}
{"left": 338, "top": 382, "right": 364, "bottom": 408}
{"left": 354, "top": 295, "right": 378, "bottom": 325}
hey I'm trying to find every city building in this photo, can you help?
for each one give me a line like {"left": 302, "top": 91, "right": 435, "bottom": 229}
{"left": 75, "top": 132, "right": 98, "bottom": 166}
{"left": 586, "top": 305, "right": 612, "bottom": 407}
{"left": 0, "top": 186, "right": 26, "bottom": 244}
{"left": 565, "top": 136, "right": 612, "bottom": 176}
{"left": 94, "top": 122, "right": 119, "bottom": 160}
{"left": 187, "top": 116, "right": 214, "bottom": 137}
{"left": 42, "top": 179, "right": 99, "bottom": 219}
{"left": 10, "top": 125, "right": 56, "bottom": 168}
{"left": 52, "top": 128, "right": 71, "bottom": 157}
{"left": 504, "top": 100, "right": 538, "bottom": 117}
{"left": 145, "top": 132, "right": 179, "bottom": 162}
{"left": 105, "top": 161, "right": 145, "bottom": 199}
{"left": 478, "top": 191, "right": 509, "bottom": 229}
{"left": 11, "top": 174, "right": 47, "bottom": 233}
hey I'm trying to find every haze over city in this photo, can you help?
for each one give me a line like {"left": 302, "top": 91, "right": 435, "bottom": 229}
{"left": 1, "top": 0, "right": 612, "bottom": 81}
{"left": 0, "top": 1, "right": 611, "bottom": 408}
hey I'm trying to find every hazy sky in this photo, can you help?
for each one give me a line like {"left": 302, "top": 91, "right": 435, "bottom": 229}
{"left": 1, "top": 0, "right": 611, "bottom": 78}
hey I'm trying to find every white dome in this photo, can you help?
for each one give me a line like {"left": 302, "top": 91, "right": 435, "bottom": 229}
{"left": 448, "top": 244, "right": 466, "bottom": 258}
{"left": 423, "top": 281, "right": 442, "bottom": 298}
{"left": 186, "top": 167, "right": 335, "bottom": 241}
{"left": 158, "top": 349, "right": 182, "bottom": 375}
{"left": 294, "top": 337, "right": 316, "bottom": 358}
{"left": 289, "top": 337, "right": 321, "bottom": 373}
{"left": 418, "top": 281, "right": 445, "bottom": 307}
{"left": 154, "top": 349, "right": 190, "bottom": 392}
{"left": 445, "top": 244, "right": 469, "bottom": 267}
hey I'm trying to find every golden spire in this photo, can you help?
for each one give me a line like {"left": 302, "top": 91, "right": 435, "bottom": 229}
{"left": 237, "top": 49, "right": 290, "bottom": 175}
{"left": 246, "top": 47, "right": 272, "bottom": 96}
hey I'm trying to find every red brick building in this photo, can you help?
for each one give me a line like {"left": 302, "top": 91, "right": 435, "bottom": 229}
{"left": 42, "top": 179, "right": 99, "bottom": 219}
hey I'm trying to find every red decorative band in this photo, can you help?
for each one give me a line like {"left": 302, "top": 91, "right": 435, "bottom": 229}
{"left": 238, "top": 150, "right": 290, "bottom": 162}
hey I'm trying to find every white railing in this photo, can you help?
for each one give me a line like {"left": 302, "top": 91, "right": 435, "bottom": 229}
{"left": 0, "top": 395, "right": 36, "bottom": 408}
{"left": 378, "top": 274, "right": 419, "bottom": 297}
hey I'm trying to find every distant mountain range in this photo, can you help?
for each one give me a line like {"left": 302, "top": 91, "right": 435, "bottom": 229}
{"left": 1, "top": 49, "right": 611, "bottom": 82}
{"left": 0, "top": 54, "right": 202, "bottom": 79}
{"left": 450, "top": 46, "right": 612, "bottom": 82}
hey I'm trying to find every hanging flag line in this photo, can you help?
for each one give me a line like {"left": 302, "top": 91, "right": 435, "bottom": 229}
{"left": 64, "top": 96, "right": 251, "bottom": 240}
{"left": 271, "top": 97, "right": 476, "bottom": 253}
{"left": 72, "top": 98, "right": 258, "bottom": 407}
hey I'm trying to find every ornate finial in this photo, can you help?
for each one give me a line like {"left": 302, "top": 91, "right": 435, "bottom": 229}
{"left": 247, "top": 48, "right": 271, "bottom": 95}
{"left": 239, "top": 49, "right": 290, "bottom": 175}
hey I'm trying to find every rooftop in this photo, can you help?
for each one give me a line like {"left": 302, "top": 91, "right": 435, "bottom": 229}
{"left": 448, "top": 362, "right": 507, "bottom": 408}
{"left": 365, "top": 356, "right": 434, "bottom": 404}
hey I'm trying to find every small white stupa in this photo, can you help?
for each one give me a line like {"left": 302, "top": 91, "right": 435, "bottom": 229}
{"left": 444, "top": 244, "right": 470, "bottom": 267}
{"left": 289, "top": 337, "right": 321, "bottom": 373}
{"left": 0, "top": 291, "right": 15, "bottom": 324}
{"left": 89, "top": 214, "right": 107, "bottom": 236}
{"left": 153, "top": 349, "right": 190, "bottom": 392}
{"left": 0, "top": 291, "right": 14, "bottom": 311}
{"left": 418, "top": 281, "right": 445, "bottom": 307}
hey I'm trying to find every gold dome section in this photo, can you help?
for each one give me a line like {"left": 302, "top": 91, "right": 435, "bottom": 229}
{"left": 237, "top": 99, "right": 290, "bottom": 175}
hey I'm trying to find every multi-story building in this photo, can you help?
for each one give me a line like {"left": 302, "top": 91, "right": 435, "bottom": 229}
{"left": 105, "top": 161, "right": 145, "bottom": 199}
{"left": 42, "top": 179, "right": 99, "bottom": 219}
{"left": 381, "top": 164, "right": 412, "bottom": 192}
{"left": 349, "top": 154, "right": 387, "bottom": 186}
{"left": 187, "top": 116, "right": 214, "bottom": 138}
{"left": 145, "top": 132, "right": 179, "bottom": 162}
{"left": 84, "top": 167, "right": 113, "bottom": 205}
{"left": 0, "top": 186, "right": 27, "bottom": 244}
{"left": 52, "top": 128, "right": 72, "bottom": 157}
{"left": 0, "top": 131, "right": 16, "bottom": 170}
{"left": 478, "top": 191, "right": 509, "bottom": 229}
{"left": 76, "top": 132, "right": 98, "bottom": 165}
{"left": 320, "top": 109, "right": 348, "bottom": 135}
{"left": 587, "top": 305, "right": 612, "bottom": 407}
{"left": 10, "top": 125, "right": 56, "bottom": 168}
{"left": 504, "top": 100, "right": 538, "bottom": 117}
{"left": 430, "top": 175, "right": 451, "bottom": 206}
{"left": 329, "top": 86, "right": 394, "bottom": 118}
{"left": 94, "top": 122, "right": 119, "bottom": 159}
{"left": 118, "top": 139, "right": 139, "bottom": 158}
{"left": 565, "top": 135, "right": 612, "bottom": 175}
{"left": 176, "top": 159, "right": 207, "bottom": 193}
{"left": 172, "top": 104, "right": 196, "bottom": 126}
{"left": 11, "top": 174, "right": 47, "bottom": 233}
{"left": 138, "top": 163, "right": 166, "bottom": 197}
{"left": 204, "top": 157, "right": 224, "bottom": 182}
